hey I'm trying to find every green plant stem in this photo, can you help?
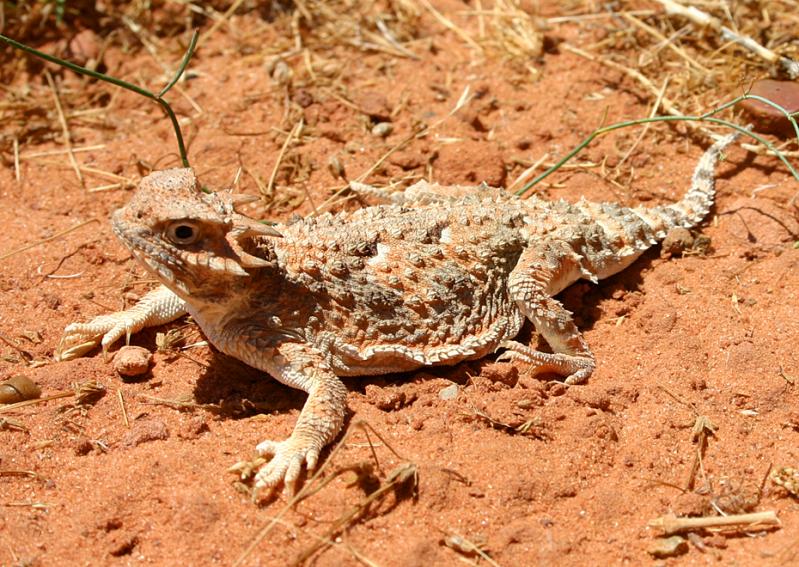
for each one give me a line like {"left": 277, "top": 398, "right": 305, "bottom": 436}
{"left": 518, "top": 94, "right": 799, "bottom": 196}
{"left": 0, "top": 31, "right": 198, "bottom": 167}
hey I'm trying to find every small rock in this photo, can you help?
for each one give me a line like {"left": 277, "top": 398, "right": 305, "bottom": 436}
{"left": 293, "top": 89, "right": 314, "bottom": 108}
{"left": 113, "top": 346, "right": 152, "bottom": 378}
{"left": 364, "top": 384, "right": 416, "bottom": 411}
{"left": 435, "top": 140, "right": 506, "bottom": 187}
{"left": 438, "top": 383, "right": 459, "bottom": 401}
{"left": 0, "top": 375, "right": 41, "bottom": 404}
{"left": 351, "top": 91, "right": 391, "bottom": 121}
{"left": 648, "top": 535, "right": 688, "bottom": 558}
{"left": 73, "top": 436, "right": 95, "bottom": 456}
{"left": 178, "top": 415, "right": 210, "bottom": 440}
{"left": 121, "top": 419, "right": 169, "bottom": 447}
{"left": 389, "top": 148, "right": 426, "bottom": 170}
{"left": 371, "top": 122, "right": 393, "bottom": 137}
{"left": 68, "top": 29, "right": 102, "bottom": 67}
{"left": 480, "top": 362, "right": 519, "bottom": 387}
{"left": 739, "top": 79, "right": 799, "bottom": 137}
{"left": 661, "top": 227, "right": 694, "bottom": 258}
{"left": 566, "top": 386, "right": 611, "bottom": 411}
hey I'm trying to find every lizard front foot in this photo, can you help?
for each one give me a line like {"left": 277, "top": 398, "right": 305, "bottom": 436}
{"left": 254, "top": 435, "right": 322, "bottom": 496}
{"left": 497, "top": 340, "right": 595, "bottom": 385}
{"left": 55, "top": 285, "right": 186, "bottom": 361}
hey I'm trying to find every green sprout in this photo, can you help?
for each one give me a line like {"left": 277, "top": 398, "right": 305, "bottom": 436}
{"left": 0, "top": 30, "right": 198, "bottom": 167}
{"left": 518, "top": 94, "right": 799, "bottom": 196}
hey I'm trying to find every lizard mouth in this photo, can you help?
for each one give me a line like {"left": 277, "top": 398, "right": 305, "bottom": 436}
{"left": 223, "top": 215, "right": 281, "bottom": 270}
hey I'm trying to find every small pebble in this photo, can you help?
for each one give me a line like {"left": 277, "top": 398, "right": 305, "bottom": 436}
{"left": 438, "top": 383, "right": 459, "bottom": 400}
{"left": 121, "top": 419, "right": 169, "bottom": 447}
{"left": 661, "top": 227, "right": 694, "bottom": 258}
{"left": 648, "top": 535, "right": 688, "bottom": 558}
{"left": 113, "top": 346, "right": 152, "bottom": 377}
{"left": 371, "top": 122, "right": 393, "bottom": 137}
{"left": 0, "top": 375, "right": 41, "bottom": 404}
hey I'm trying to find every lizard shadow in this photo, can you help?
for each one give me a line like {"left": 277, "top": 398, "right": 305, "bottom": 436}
{"left": 192, "top": 351, "right": 307, "bottom": 417}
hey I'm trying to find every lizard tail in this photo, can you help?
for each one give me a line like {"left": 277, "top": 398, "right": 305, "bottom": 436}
{"left": 633, "top": 131, "right": 741, "bottom": 239}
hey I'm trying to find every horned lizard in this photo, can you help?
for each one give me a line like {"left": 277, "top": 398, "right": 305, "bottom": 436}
{"left": 57, "top": 133, "right": 738, "bottom": 494}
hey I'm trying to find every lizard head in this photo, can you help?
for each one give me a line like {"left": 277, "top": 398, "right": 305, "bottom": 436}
{"left": 111, "top": 168, "right": 281, "bottom": 298}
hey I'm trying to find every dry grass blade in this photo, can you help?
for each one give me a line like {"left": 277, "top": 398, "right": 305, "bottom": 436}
{"left": 19, "top": 144, "right": 106, "bottom": 160}
{"left": 0, "top": 388, "right": 81, "bottom": 414}
{"left": 648, "top": 511, "right": 780, "bottom": 534}
{"left": 0, "top": 219, "right": 100, "bottom": 262}
{"left": 117, "top": 389, "right": 129, "bottom": 427}
{"left": 234, "top": 421, "right": 413, "bottom": 566}
{"left": 0, "top": 417, "right": 28, "bottom": 432}
{"left": 657, "top": 0, "right": 799, "bottom": 78}
{"left": 622, "top": 13, "right": 708, "bottom": 73}
{"left": 267, "top": 118, "right": 313, "bottom": 210}
{"left": 44, "top": 70, "right": 84, "bottom": 187}
{"left": 291, "top": 462, "right": 418, "bottom": 565}
{"left": 0, "top": 470, "right": 45, "bottom": 481}
{"left": 12, "top": 136, "right": 20, "bottom": 183}
{"left": 613, "top": 77, "right": 669, "bottom": 176}
{"left": 197, "top": 0, "right": 247, "bottom": 47}
{"left": 416, "top": 0, "right": 482, "bottom": 52}
{"left": 0, "top": 501, "right": 48, "bottom": 509}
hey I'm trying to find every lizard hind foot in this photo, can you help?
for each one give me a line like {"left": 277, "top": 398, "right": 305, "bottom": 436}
{"left": 254, "top": 436, "right": 322, "bottom": 497}
{"left": 497, "top": 340, "right": 595, "bottom": 385}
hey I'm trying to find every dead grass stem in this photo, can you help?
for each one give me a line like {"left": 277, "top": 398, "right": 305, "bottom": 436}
{"left": 44, "top": 70, "right": 83, "bottom": 187}
{"left": 0, "top": 219, "right": 99, "bottom": 262}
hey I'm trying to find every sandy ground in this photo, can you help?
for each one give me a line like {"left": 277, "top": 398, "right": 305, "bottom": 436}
{"left": 1, "top": 1, "right": 799, "bottom": 565}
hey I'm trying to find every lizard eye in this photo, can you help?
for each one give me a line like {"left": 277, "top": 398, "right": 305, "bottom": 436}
{"left": 166, "top": 221, "right": 200, "bottom": 245}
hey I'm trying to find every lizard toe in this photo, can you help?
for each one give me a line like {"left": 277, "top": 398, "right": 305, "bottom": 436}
{"left": 254, "top": 437, "right": 321, "bottom": 496}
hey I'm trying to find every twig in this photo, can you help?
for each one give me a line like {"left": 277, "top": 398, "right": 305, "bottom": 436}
{"left": 657, "top": 0, "right": 799, "bottom": 79}
{"left": 0, "top": 391, "right": 75, "bottom": 414}
{"left": 19, "top": 144, "right": 106, "bottom": 160}
{"left": 198, "top": 0, "right": 247, "bottom": 47}
{"left": 118, "top": 389, "right": 129, "bottom": 427}
{"left": 417, "top": 0, "right": 482, "bottom": 52}
{"left": 266, "top": 118, "right": 309, "bottom": 209}
{"left": 12, "top": 136, "right": 19, "bottom": 183}
{"left": 622, "top": 13, "right": 709, "bottom": 73}
{"left": 0, "top": 219, "right": 100, "bottom": 262}
{"left": 44, "top": 70, "right": 84, "bottom": 187}
{"left": 234, "top": 421, "right": 410, "bottom": 566}
{"left": 648, "top": 511, "right": 780, "bottom": 534}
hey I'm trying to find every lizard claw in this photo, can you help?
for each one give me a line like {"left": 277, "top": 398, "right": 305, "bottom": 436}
{"left": 498, "top": 340, "right": 594, "bottom": 385}
{"left": 55, "top": 286, "right": 186, "bottom": 362}
{"left": 254, "top": 436, "right": 321, "bottom": 496}
{"left": 56, "top": 315, "right": 137, "bottom": 361}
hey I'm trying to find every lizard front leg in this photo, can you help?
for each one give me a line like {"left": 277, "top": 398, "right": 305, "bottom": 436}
{"left": 253, "top": 341, "right": 348, "bottom": 495}
{"left": 56, "top": 285, "right": 187, "bottom": 360}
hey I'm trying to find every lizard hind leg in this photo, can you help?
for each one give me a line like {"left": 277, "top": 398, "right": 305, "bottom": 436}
{"left": 500, "top": 244, "right": 596, "bottom": 385}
